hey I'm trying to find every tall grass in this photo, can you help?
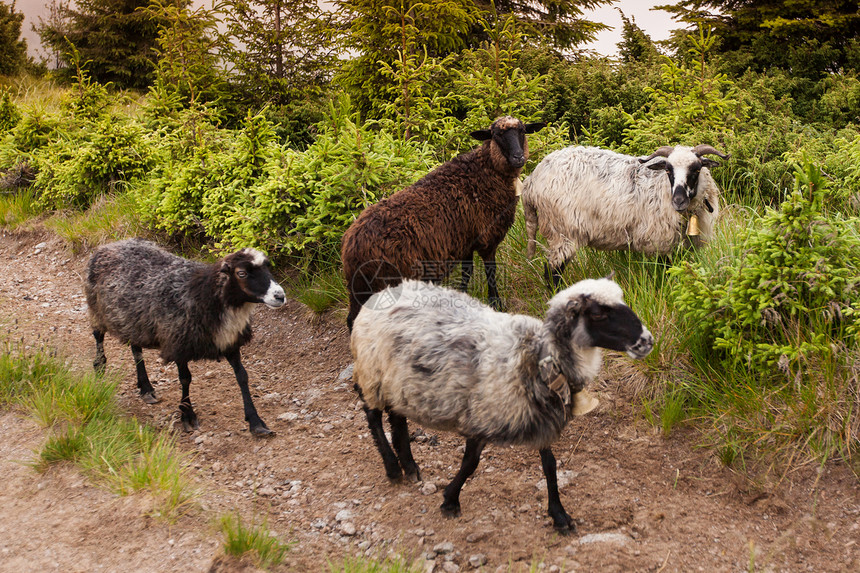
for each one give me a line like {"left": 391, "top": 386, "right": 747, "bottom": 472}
{"left": 0, "top": 189, "right": 42, "bottom": 228}
{"left": 44, "top": 191, "right": 153, "bottom": 252}
{"left": 0, "top": 343, "right": 199, "bottom": 520}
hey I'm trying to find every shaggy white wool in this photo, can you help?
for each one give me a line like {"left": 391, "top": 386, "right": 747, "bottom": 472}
{"left": 549, "top": 278, "right": 625, "bottom": 309}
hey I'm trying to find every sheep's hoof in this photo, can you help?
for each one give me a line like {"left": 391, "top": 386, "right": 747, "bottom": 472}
{"left": 550, "top": 512, "right": 576, "bottom": 535}
{"left": 404, "top": 469, "right": 421, "bottom": 484}
{"left": 141, "top": 391, "right": 160, "bottom": 404}
{"left": 552, "top": 522, "right": 577, "bottom": 535}
{"left": 251, "top": 425, "right": 275, "bottom": 437}
{"left": 440, "top": 503, "right": 461, "bottom": 518}
{"left": 182, "top": 418, "right": 199, "bottom": 433}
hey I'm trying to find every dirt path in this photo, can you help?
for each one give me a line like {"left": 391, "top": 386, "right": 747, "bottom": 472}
{"left": 0, "top": 229, "right": 858, "bottom": 572}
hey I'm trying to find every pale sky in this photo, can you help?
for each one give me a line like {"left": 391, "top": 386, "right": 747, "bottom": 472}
{"left": 13, "top": 0, "right": 681, "bottom": 62}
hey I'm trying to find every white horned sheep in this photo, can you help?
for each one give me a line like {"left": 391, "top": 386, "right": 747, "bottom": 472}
{"left": 350, "top": 278, "right": 653, "bottom": 532}
{"left": 85, "top": 239, "right": 285, "bottom": 436}
{"left": 341, "top": 116, "right": 545, "bottom": 330}
{"left": 523, "top": 144, "right": 729, "bottom": 287}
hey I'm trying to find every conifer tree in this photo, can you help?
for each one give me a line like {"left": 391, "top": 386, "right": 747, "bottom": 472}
{"left": 37, "top": 0, "right": 165, "bottom": 88}
{"left": 222, "top": 0, "right": 339, "bottom": 106}
{"left": 0, "top": 1, "right": 28, "bottom": 75}
{"left": 658, "top": 0, "right": 860, "bottom": 76}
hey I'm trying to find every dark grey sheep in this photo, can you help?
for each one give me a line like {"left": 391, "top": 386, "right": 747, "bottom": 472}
{"left": 85, "top": 239, "right": 285, "bottom": 435}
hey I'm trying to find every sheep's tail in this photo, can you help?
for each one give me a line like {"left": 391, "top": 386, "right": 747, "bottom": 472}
{"left": 523, "top": 192, "right": 539, "bottom": 260}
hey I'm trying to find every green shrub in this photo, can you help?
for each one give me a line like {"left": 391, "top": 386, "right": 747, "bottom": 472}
{"left": 33, "top": 116, "right": 153, "bottom": 209}
{"left": 217, "top": 96, "right": 436, "bottom": 263}
{"left": 670, "top": 160, "right": 860, "bottom": 373}
{"left": 0, "top": 89, "right": 21, "bottom": 131}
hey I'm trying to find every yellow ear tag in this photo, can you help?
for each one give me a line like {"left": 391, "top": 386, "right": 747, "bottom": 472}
{"left": 686, "top": 214, "right": 700, "bottom": 236}
{"left": 572, "top": 389, "right": 599, "bottom": 416}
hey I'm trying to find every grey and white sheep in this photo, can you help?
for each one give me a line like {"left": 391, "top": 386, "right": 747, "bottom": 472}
{"left": 85, "top": 239, "right": 285, "bottom": 436}
{"left": 523, "top": 144, "right": 729, "bottom": 286}
{"left": 350, "top": 278, "right": 653, "bottom": 532}
{"left": 341, "top": 116, "right": 545, "bottom": 330}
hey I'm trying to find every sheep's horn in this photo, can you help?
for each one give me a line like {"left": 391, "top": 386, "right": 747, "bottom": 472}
{"left": 691, "top": 144, "right": 729, "bottom": 159}
{"left": 638, "top": 146, "right": 674, "bottom": 163}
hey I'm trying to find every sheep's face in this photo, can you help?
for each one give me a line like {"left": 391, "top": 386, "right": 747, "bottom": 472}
{"left": 471, "top": 116, "right": 546, "bottom": 170}
{"left": 640, "top": 145, "right": 728, "bottom": 212}
{"left": 221, "top": 249, "right": 286, "bottom": 309}
{"left": 548, "top": 279, "right": 653, "bottom": 359}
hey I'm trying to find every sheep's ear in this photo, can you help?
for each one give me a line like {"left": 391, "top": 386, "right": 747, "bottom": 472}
{"left": 643, "top": 158, "right": 667, "bottom": 171}
{"left": 219, "top": 260, "right": 232, "bottom": 274}
{"left": 701, "top": 158, "right": 720, "bottom": 168}
{"left": 524, "top": 122, "right": 546, "bottom": 134}
{"left": 604, "top": 270, "right": 616, "bottom": 280}
{"left": 470, "top": 128, "right": 492, "bottom": 141}
{"left": 565, "top": 295, "right": 586, "bottom": 314}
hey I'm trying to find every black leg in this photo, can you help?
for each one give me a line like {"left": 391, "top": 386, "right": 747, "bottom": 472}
{"left": 539, "top": 447, "right": 575, "bottom": 533}
{"left": 441, "top": 437, "right": 485, "bottom": 518}
{"left": 389, "top": 412, "right": 420, "bottom": 483}
{"left": 92, "top": 330, "right": 106, "bottom": 373}
{"left": 225, "top": 351, "right": 271, "bottom": 436}
{"left": 543, "top": 261, "right": 566, "bottom": 292}
{"left": 132, "top": 345, "right": 159, "bottom": 404}
{"left": 458, "top": 258, "right": 474, "bottom": 292}
{"left": 176, "top": 361, "right": 198, "bottom": 432}
{"left": 482, "top": 254, "right": 502, "bottom": 310}
{"left": 364, "top": 406, "right": 402, "bottom": 481}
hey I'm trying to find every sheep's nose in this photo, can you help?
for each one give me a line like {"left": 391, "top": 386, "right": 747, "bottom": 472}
{"left": 274, "top": 292, "right": 285, "bottom": 303}
{"left": 627, "top": 328, "right": 654, "bottom": 359}
{"left": 510, "top": 155, "right": 526, "bottom": 168}
{"left": 672, "top": 188, "right": 690, "bottom": 211}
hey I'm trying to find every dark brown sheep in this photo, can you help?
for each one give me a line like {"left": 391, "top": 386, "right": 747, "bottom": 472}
{"left": 341, "top": 116, "right": 545, "bottom": 330}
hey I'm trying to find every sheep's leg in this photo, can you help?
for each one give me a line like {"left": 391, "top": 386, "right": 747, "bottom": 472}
{"left": 131, "top": 345, "right": 159, "bottom": 404}
{"left": 388, "top": 412, "right": 420, "bottom": 483}
{"left": 177, "top": 361, "right": 198, "bottom": 432}
{"left": 440, "top": 437, "right": 485, "bottom": 518}
{"left": 458, "top": 258, "right": 473, "bottom": 292}
{"left": 92, "top": 330, "right": 106, "bottom": 374}
{"left": 543, "top": 261, "right": 566, "bottom": 292}
{"left": 481, "top": 254, "right": 503, "bottom": 310}
{"left": 539, "top": 447, "right": 575, "bottom": 533}
{"left": 225, "top": 351, "right": 272, "bottom": 436}
{"left": 364, "top": 406, "right": 402, "bottom": 481}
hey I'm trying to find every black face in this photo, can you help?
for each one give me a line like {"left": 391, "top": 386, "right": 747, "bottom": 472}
{"left": 494, "top": 124, "right": 527, "bottom": 168}
{"left": 578, "top": 298, "right": 648, "bottom": 354}
{"left": 221, "top": 254, "right": 283, "bottom": 307}
{"left": 470, "top": 119, "right": 545, "bottom": 169}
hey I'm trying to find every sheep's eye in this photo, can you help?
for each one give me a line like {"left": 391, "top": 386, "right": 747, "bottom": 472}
{"left": 590, "top": 312, "right": 607, "bottom": 321}
{"left": 236, "top": 270, "right": 248, "bottom": 279}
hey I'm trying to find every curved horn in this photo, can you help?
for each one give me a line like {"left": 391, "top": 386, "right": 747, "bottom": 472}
{"left": 691, "top": 144, "right": 729, "bottom": 159}
{"left": 638, "top": 146, "right": 674, "bottom": 163}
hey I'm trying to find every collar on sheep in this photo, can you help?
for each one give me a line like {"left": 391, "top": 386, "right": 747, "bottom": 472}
{"left": 538, "top": 353, "right": 572, "bottom": 415}
{"left": 538, "top": 351, "right": 600, "bottom": 418}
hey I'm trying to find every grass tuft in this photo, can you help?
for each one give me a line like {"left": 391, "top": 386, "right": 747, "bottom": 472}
{"left": 219, "top": 512, "right": 292, "bottom": 569}
{"left": 0, "top": 188, "right": 43, "bottom": 228}
{"left": 44, "top": 191, "right": 153, "bottom": 252}
{"left": 330, "top": 556, "right": 421, "bottom": 573}
{"left": 289, "top": 264, "right": 348, "bottom": 314}
{"left": 0, "top": 342, "right": 198, "bottom": 520}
